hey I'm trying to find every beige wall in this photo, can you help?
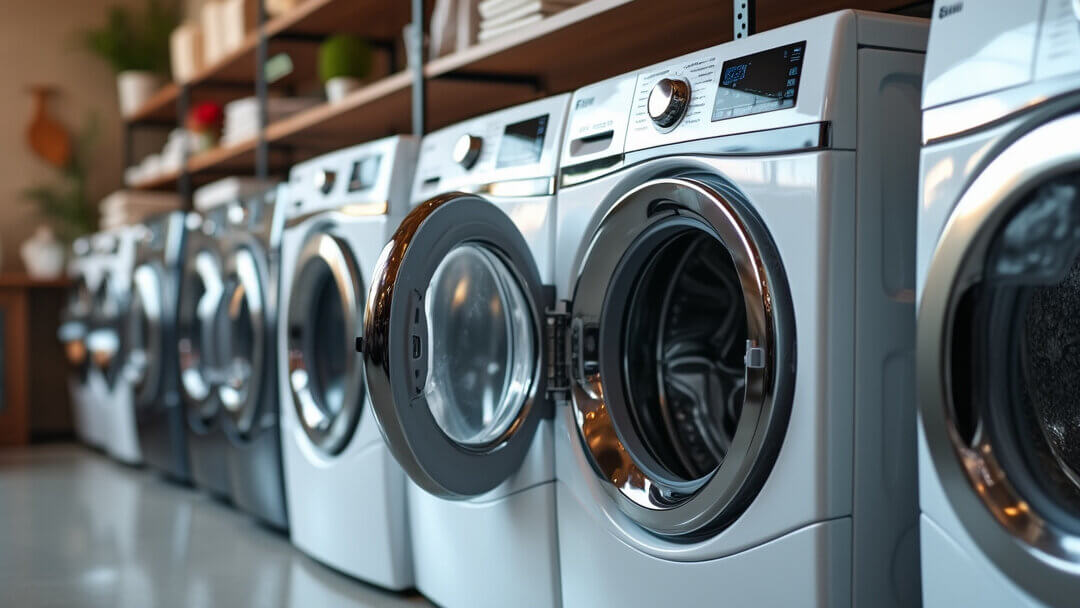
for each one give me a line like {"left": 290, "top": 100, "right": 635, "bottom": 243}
{"left": 0, "top": 0, "right": 144, "bottom": 272}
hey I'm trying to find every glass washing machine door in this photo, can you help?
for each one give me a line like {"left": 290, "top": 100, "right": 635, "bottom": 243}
{"left": 565, "top": 176, "right": 795, "bottom": 539}
{"left": 918, "top": 112, "right": 1080, "bottom": 603}
{"left": 361, "top": 193, "right": 551, "bottom": 498}
{"left": 286, "top": 227, "right": 366, "bottom": 455}
{"left": 218, "top": 243, "right": 269, "bottom": 436}
{"left": 178, "top": 246, "right": 225, "bottom": 425}
{"left": 127, "top": 261, "right": 167, "bottom": 408}
{"left": 59, "top": 275, "right": 93, "bottom": 384}
{"left": 88, "top": 272, "right": 126, "bottom": 391}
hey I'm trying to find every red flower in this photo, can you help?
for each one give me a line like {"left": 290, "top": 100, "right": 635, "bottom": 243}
{"left": 187, "top": 102, "right": 223, "bottom": 132}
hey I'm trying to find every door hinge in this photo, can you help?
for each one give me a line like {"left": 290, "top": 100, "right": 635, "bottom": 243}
{"left": 545, "top": 299, "right": 572, "bottom": 400}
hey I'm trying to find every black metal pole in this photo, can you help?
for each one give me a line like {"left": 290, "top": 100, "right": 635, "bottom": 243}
{"left": 177, "top": 84, "right": 192, "bottom": 208}
{"left": 411, "top": 0, "right": 425, "bottom": 136}
{"left": 255, "top": 0, "right": 269, "bottom": 180}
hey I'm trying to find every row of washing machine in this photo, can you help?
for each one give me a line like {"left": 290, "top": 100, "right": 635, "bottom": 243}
{"left": 56, "top": 4, "right": 1080, "bottom": 606}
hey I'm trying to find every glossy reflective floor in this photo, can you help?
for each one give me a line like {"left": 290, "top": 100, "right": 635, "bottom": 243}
{"left": 0, "top": 444, "right": 430, "bottom": 608}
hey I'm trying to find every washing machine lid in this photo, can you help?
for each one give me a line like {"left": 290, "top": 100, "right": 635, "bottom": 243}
{"left": 362, "top": 192, "right": 551, "bottom": 499}
{"left": 178, "top": 245, "right": 224, "bottom": 422}
{"left": 127, "top": 261, "right": 165, "bottom": 406}
{"left": 918, "top": 111, "right": 1080, "bottom": 603}
{"left": 218, "top": 241, "right": 269, "bottom": 436}
{"left": 566, "top": 176, "right": 794, "bottom": 539}
{"left": 286, "top": 227, "right": 366, "bottom": 455}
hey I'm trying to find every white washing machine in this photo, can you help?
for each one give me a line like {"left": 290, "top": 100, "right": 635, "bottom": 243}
{"left": 552, "top": 11, "right": 926, "bottom": 606}
{"left": 359, "top": 95, "right": 569, "bottom": 608}
{"left": 60, "top": 237, "right": 103, "bottom": 448}
{"left": 278, "top": 136, "right": 417, "bottom": 589}
{"left": 86, "top": 227, "right": 141, "bottom": 464}
{"left": 916, "top": 1, "right": 1080, "bottom": 605}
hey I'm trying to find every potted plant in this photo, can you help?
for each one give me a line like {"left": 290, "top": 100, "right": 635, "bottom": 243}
{"left": 83, "top": 0, "right": 179, "bottom": 117}
{"left": 21, "top": 118, "right": 98, "bottom": 278}
{"left": 318, "top": 35, "right": 374, "bottom": 103}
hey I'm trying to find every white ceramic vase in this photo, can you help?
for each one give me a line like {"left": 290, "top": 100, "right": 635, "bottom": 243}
{"left": 325, "top": 76, "right": 362, "bottom": 103}
{"left": 117, "top": 70, "right": 163, "bottom": 117}
{"left": 21, "top": 226, "right": 64, "bottom": 280}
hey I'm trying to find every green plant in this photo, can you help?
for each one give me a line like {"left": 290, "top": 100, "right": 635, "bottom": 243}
{"left": 318, "top": 35, "right": 373, "bottom": 83}
{"left": 22, "top": 118, "right": 98, "bottom": 243}
{"left": 82, "top": 0, "right": 179, "bottom": 74}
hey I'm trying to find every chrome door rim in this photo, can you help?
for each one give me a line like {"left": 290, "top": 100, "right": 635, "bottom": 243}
{"left": 569, "top": 177, "right": 793, "bottom": 539}
{"left": 286, "top": 229, "right": 364, "bottom": 454}
{"left": 128, "top": 263, "right": 164, "bottom": 405}
{"left": 918, "top": 112, "right": 1080, "bottom": 603}
{"left": 178, "top": 248, "right": 224, "bottom": 419}
{"left": 219, "top": 245, "right": 266, "bottom": 435}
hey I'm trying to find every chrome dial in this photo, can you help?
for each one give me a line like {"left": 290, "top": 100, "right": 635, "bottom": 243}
{"left": 314, "top": 169, "right": 336, "bottom": 194}
{"left": 648, "top": 78, "right": 691, "bottom": 130}
{"left": 452, "top": 134, "right": 482, "bottom": 169}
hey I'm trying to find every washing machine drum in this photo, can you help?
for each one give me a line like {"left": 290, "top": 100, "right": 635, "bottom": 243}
{"left": 286, "top": 230, "right": 366, "bottom": 456}
{"left": 918, "top": 112, "right": 1080, "bottom": 603}
{"left": 127, "top": 262, "right": 166, "bottom": 406}
{"left": 217, "top": 245, "right": 269, "bottom": 436}
{"left": 178, "top": 247, "right": 224, "bottom": 422}
{"left": 566, "top": 177, "right": 795, "bottom": 540}
{"left": 87, "top": 273, "right": 125, "bottom": 389}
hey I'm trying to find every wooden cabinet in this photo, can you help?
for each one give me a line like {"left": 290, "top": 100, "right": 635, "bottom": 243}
{"left": 0, "top": 275, "right": 70, "bottom": 447}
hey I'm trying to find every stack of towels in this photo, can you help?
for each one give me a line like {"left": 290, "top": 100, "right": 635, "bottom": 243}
{"left": 477, "top": 0, "right": 585, "bottom": 42}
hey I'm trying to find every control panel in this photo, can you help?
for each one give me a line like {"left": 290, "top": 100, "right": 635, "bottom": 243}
{"left": 287, "top": 135, "right": 418, "bottom": 219}
{"left": 411, "top": 94, "right": 570, "bottom": 204}
{"left": 560, "top": 11, "right": 922, "bottom": 170}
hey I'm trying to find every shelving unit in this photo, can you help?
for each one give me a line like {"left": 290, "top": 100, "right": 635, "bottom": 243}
{"left": 123, "top": 0, "right": 920, "bottom": 203}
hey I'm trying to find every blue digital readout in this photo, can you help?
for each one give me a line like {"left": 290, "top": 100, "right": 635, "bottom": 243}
{"left": 713, "top": 41, "right": 806, "bottom": 122}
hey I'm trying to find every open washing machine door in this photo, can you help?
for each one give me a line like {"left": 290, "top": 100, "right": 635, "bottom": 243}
{"left": 567, "top": 176, "right": 795, "bottom": 540}
{"left": 918, "top": 112, "right": 1080, "bottom": 603}
{"left": 361, "top": 192, "right": 551, "bottom": 499}
{"left": 126, "top": 262, "right": 166, "bottom": 407}
{"left": 87, "top": 272, "right": 126, "bottom": 391}
{"left": 285, "top": 226, "right": 366, "bottom": 456}
{"left": 59, "top": 275, "right": 93, "bottom": 383}
{"left": 218, "top": 241, "right": 270, "bottom": 436}
{"left": 178, "top": 246, "right": 225, "bottom": 424}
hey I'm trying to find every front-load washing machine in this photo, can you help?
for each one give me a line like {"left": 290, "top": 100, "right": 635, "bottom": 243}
{"left": 129, "top": 211, "right": 191, "bottom": 482}
{"left": 178, "top": 204, "right": 233, "bottom": 499}
{"left": 278, "top": 136, "right": 417, "bottom": 588}
{"left": 60, "top": 237, "right": 103, "bottom": 448}
{"left": 553, "top": 11, "right": 926, "bottom": 606}
{"left": 218, "top": 185, "right": 289, "bottom": 530}
{"left": 86, "top": 228, "right": 142, "bottom": 464}
{"left": 360, "top": 95, "right": 569, "bottom": 608}
{"left": 916, "top": 1, "right": 1080, "bottom": 605}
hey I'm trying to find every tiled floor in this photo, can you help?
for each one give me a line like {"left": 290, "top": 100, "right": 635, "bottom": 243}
{"left": 0, "top": 444, "right": 431, "bottom": 608}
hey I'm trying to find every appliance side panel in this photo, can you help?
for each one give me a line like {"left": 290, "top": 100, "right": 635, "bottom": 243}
{"left": 852, "top": 47, "right": 925, "bottom": 608}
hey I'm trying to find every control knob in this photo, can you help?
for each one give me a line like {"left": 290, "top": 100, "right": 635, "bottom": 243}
{"left": 314, "top": 169, "right": 336, "bottom": 194}
{"left": 452, "top": 134, "right": 483, "bottom": 169}
{"left": 648, "top": 78, "right": 691, "bottom": 130}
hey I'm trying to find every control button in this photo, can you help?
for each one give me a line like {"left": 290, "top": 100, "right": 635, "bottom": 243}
{"left": 314, "top": 169, "right": 336, "bottom": 194}
{"left": 452, "top": 134, "right": 483, "bottom": 169}
{"left": 227, "top": 203, "right": 247, "bottom": 225}
{"left": 647, "top": 78, "right": 691, "bottom": 130}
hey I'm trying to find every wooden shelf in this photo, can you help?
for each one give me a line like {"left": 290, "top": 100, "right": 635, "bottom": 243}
{"left": 0, "top": 275, "right": 71, "bottom": 289}
{"left": 130, "top": 168, "right": 182, "bottom": 192}
{"left": 125, "top": 0, "right": 921, "bottom": 193}
{"left": 126, "top": 83, "right": 180, "bottom": 124}
{"left": 264, "top": 0, "right": 411, "bottom": 42}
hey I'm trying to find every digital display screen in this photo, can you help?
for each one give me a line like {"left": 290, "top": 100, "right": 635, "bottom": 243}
{"left": 712, "top": 42, "right": 805, "bottom": 122}
{"left": 348, "top": 155, "right": 381, "bottom": 192}
{"left": 496, "top": 114, "right": 548, "bottom": 169}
